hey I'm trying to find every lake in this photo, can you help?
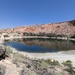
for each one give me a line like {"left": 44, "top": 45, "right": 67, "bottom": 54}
{"left": 4, "top": 38, "right": 75, "bottom": 53}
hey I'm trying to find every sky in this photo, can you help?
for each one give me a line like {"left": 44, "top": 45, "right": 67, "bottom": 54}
{"left": 0, "top": 0, "right": 75, "bottom": 29}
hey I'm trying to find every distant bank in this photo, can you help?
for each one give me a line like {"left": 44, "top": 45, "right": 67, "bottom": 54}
{"left": 0, "top": 36, "right": 75, "bottom": 41}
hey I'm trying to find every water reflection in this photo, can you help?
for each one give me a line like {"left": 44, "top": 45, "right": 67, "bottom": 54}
{"left": 4, "top": 38, "right": 75, "bottom": 53}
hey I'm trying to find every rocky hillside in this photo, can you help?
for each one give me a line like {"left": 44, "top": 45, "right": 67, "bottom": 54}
{"left": 0, "top": 45, "right": 75, "bottom": 75}
{"left": 0, "top": 20, "right": 75, "bottom": 38}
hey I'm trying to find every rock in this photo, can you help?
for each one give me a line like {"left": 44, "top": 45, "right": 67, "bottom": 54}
{"left": 0, "top": 49, "right": 6, "bottom": 60}
{"left": 26, "top": 64, "right": 31, "bottom": 68}
{"left": 20, "top": 67, "right": 36, "bottom": 75}
{"left": 0, "top": 65, "right": 6, "bottom": 75}
{"left": 0, "top": 49, "right": 4, "bottom": 56}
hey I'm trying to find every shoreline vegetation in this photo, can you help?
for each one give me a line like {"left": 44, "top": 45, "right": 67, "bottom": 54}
{"left": 6, "top": 46, "right": 75, "bottom": 67}
{"left": 0, "top": 45, "right": 75, "bottom": 75}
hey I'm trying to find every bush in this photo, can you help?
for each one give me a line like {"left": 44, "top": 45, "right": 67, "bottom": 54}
{"left": 52, "top": 60, "right": 60, "bottom": 66}
{"left": 12, "top": 52, "right": 27, "bottom": 67}
{"left": 39, "top": 61, "right": 49, "bottom": 68}
{"left": 4, "top": 35, "right": 9, "bottom": 37}
{"left": 5, "top": 46, "right": 13, "bottom": 56}
{"left": 44, "top": 59, "right": 60, "bottom": 66}
{"left": 71, "top": 35, "right": 75, "bottom": 38}
{"left": 44, "top": 59, "right": 52, "bottom": 64}
{"left": 62, "top": 60, "right": 72, "bottom": 68}
{"left": 62, "top": 60, "right": 75, "bottom": 75}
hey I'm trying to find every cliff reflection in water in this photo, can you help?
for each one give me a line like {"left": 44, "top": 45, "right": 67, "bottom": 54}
{"left": 11, "top": 38, "right": 75, "bottom": 51}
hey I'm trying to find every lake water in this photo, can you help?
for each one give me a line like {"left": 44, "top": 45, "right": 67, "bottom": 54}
{"left": 4, "top": 38, "right": 75, "bottom": 53}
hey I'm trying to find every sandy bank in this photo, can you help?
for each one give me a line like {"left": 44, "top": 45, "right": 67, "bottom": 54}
{"left": 21, "top": 52, "right": 75, "bottom": 66}
{"left": 0, "top": 36, "right": 75, "bottom": 41}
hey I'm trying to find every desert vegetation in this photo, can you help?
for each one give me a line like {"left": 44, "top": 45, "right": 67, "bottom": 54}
{"left": 0, "top": 45, "right": 75, "bottom": 75}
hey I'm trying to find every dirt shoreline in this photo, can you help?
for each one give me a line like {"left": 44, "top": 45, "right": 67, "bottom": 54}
{"left": 0, "top": 38, "right": 75, "bottom": 67}
{"left": 0, "top": 36, "right": 75, "bottom": 41}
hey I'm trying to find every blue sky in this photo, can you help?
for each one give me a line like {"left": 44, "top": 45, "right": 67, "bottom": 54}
{"left": 0, "top": 0, "right": 75, "bottom": 29}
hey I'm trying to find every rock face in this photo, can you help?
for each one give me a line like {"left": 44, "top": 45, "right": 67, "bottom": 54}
{"left": 0, "top": 20, "right": 75, "bottom": 38}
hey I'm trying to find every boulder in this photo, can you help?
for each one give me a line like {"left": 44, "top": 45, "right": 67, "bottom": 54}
{"left": 0, "top": 49, "right": 6, "bottom": 60}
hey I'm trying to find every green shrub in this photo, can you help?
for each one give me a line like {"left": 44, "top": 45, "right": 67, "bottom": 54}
{"left": 44, "top": 59, "right": 52, "bottom": 64}
{"left": 4, "top": 35, "right": 9, "bottom": 37}
{"left": 71, "top": 35, "right": 75, "bottom": 38}
{"left": 12, "top": 52, "right": 27, "bottom": 66}
{"left": 39, "top": 61, "right": 49, "bottom": 68}
{"left": 62, "top": 60, "right": 72, "bottom": 68}
{"left": 5, "top": 46, "right": 13, "bottom": 57}
{"left": 52, "top": 60, "right": 60, "bottom": 66}
{"left": 62, "top": 60, "right": 75, "bottom": 75}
